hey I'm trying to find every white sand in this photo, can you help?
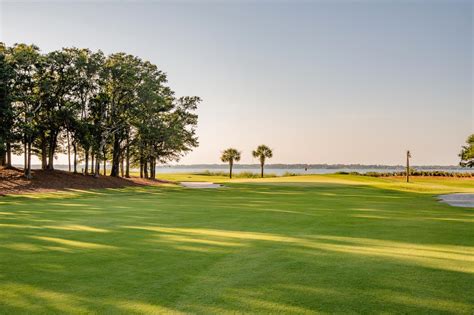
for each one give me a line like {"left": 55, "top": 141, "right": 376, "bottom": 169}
{"left": 438, "top": 194, "right": 474, "bottom": 208}
{"left": 181, "top": 182, "right": 223, "bottom": 189}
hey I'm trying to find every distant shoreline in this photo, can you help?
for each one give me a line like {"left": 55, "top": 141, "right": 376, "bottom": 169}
{"left": 22, "top": 164, "right": 469, "bottom": 171}
{"left": 154, "top": 164, "right": 467, "bottom": 170}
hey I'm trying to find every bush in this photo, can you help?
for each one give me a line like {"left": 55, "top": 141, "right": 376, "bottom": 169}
{"left": 362, "top": 170, "right": 473, "bottom": 178}
{"left": 195, "top": 170, "right": 277, "bottom": 178}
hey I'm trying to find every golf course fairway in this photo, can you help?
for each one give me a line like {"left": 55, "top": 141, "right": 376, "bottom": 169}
{"left": 0, "top": 174, "right": 473, "bottom": 314}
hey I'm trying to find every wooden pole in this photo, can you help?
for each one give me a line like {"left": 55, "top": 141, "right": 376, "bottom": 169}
{"left": 67, "top": 131, "right": 71, "bottom": 172}
{"left": 406, "top": 150, "right": 411, "bottom": 183}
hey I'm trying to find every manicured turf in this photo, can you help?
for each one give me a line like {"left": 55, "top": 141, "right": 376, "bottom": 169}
{"left": 0, "top": 175, "right": 473, "bottom": 314}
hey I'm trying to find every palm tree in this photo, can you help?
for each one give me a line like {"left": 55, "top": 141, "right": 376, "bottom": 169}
{"left": 221, "top": 148, "right": 241, "bottom": 179}
{"left": 252, "top": 145, "right": 273, "bottom": 178}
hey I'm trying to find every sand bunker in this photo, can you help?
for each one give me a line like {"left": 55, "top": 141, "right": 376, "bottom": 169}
{"left": 438, "top": 194, "right": 474, "bottom": 208}
{"left": 181, "top": 182, "right": 223, "bottom": 189}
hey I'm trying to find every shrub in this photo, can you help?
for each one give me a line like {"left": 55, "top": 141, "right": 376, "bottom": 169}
{"left": 194, "top": 170, "right": 277, "bottom": 178}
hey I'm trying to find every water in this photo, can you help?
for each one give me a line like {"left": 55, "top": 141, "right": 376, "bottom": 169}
{"left": 153, "top": 167, "right": 473, "bottom": 176}
{"left": 28, "top": 165, "right": 473, "bottom": 175}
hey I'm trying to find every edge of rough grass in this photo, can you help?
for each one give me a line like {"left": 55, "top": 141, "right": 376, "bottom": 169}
{"left": 155, "top": 173, "right": 474, "bottom": 195}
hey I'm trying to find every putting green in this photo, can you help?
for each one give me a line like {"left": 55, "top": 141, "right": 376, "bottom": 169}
{"left": 0, "top": 175, "right": 473, "bottom": 314}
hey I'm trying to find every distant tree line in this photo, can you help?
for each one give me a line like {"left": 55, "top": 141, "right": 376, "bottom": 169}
{"left": 0, "top": 43, "right": 199, "bottom": 179}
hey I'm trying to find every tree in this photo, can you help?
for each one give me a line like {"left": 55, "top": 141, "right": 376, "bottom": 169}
{"left": 460, "top": 134, "right": 474, "bottom": 168}
{"left": 0, "top": 42, "right": 14, "bottom": 167}
{"left": 221, "top": 148, "right": 241, "bottom": 179}
{"left": 68, "top": 48, "right": 105, "bottom": 175}
{"left": 8, "top": 43, "right": 42, "bottom": 178}
{"left": 252, "top": 145, "right": 273, "bottom": 178}
{"left": 39, "top": 49, "right": 77, "bottom": 171}
{"left": 0, "top": 42, "right": 200, "bottom": 179}
{"left": 103, "top": 53, "right": 142, "bottom": 177}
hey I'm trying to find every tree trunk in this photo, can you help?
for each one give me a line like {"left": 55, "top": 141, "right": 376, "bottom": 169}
{"left": 261, "top": 163, "right": 264, "bottom": 178}
{"left": 25, "top": 139, "right": 32, "bottom": 179}
{"left": 139, "top": 146, "right": 143, "bottom": 178}
{"left": 67, "top": 131, "right": 71, "bottom": 172}
{"left": 23, "top": 138, "right": 27, "bottom": 174}
{"left": 73, "top": 142, "right": 77, "bottom": 173}
{"left": 47, "top": 132, "right": 57, "bottom": 170}
{"left": 150, "top": 159, "right": 156, "bottom": 179}
{"left": 6, "top": 142, "right": 11, "bottom": 168}
{"left": 149, "top": 159, "right": 153, "bottom": 179}
{"left": 94, "top": 153, "right": 100, "bottom": 177}
{"left": 120, "top": 155, "right": 124, "bottom": 177}
{"left": 229, "top": 161, "right": 233, "bottom": 179}
{"left": 144, "top": 159, "right": 148, "bottom": 179}
{"left": 41, "top": 139, "right": 47, "bottom": 170}
{"left": 103, "top": 146, "right": 107, "bottom": 176}
{"left": 0, "top": 150, "right": 5, "bottom": 166}
{"left": 84, "top": 149, "right": 89, "bottom": 175}
{"left": 110, "top": 135, "right": 121, "bottom": 177}
{"left": 125, "top": 136, "right": 130, "bottom": 178}
{"left": 91, "top": 153, "right": 95, "bottom": 175}
{"left": 140, "top": 160, "right": 143, "bottom": 178}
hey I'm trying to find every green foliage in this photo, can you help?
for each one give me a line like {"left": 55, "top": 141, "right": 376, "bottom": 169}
{"left": 363, "top": 170, "right": 473, "bottom": 178}
{"left": 220, "top": 148, "right": 241, "bottom": 164}
{"left": 0, "top": 43, "right": 14, "bottom": 160}
{"left": 460, "top": 134, "right": 474, "bottom": 168}
{"left": 196, "top": 170, "right": 277, "bottom": 178}
{"left": 252, "top": 144, "right": 273, "bottom": 162}
{"left": 0, "top": 42, "right": 200, "bottom": 177}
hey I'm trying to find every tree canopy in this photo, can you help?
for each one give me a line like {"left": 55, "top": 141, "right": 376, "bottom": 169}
{"left": 0, "top": 42, "right": 200, "bottom": 179}
{"left": 221, "top": 148, "right": 241, "bottom": 179}
{"left": 460, "top": 134, "right": 474, "bottom": 168}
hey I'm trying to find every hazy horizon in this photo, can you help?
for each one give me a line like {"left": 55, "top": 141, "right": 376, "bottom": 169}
{"left": 1, "top": 1, "right": 472, "bottom": 166}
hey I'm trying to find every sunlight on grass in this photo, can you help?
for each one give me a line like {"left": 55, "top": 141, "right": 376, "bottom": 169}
{"left": 125, "top": 226, "right": 474, "bottom": 273}
{"left": 155, "top": 234, "right": 245, "bottom": 247}
{"left": 0, "top": 223, "right": 41, "bottom": 229}
{"left": 1, "top": 243, "right": 43, "bottom": 252}
{"left": 30, "top": 236, "right": 116, "bottom": 250}
{"left": 44, "top": 224, "right": 109, "bottom": 233}
{"left": 0, "top": 283, "right": 90, "bottom": 313}
{"left": 114, "top": 301, "right": 185, "bottom": 314}
{"left": 351, "top": 214, "right": 390, "bottom": 219}
{"left": 380, "top": 291, "right": 473, "bottom": 313}
{"left": 0, "top": 176, "right": 473, "bottom": 313}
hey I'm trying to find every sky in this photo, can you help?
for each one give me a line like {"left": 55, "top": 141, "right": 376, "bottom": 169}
{"left": 1, "top": 0, "right": 472, "bottom": 165}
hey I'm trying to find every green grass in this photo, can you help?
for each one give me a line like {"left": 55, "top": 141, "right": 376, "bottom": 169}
{"left": 0, "top": 175, "right": 473, "bottom": 314}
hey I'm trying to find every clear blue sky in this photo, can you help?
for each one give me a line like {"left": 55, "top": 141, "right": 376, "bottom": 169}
{"left": 1, "top": 1, "right": 472, "bottom": 165}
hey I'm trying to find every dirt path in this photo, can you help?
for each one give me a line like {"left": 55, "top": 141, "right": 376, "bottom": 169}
{"left": 0, "top": 167, "right": 171, "bottom": 196}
